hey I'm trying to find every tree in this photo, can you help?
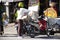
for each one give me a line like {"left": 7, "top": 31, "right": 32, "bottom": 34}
{"left": 23, "top": 0, "right": 29, "bottom": 9}
{"left": 39, "top": 0, "right": 45, "bottom": 15}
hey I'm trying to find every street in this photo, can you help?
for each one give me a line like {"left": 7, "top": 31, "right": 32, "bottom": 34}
{"left": 0, "top": 35, "right": 60, "bottom": 40}
{"left": 0, "top": 23, "right": 60, "bottom": 40}
{"left": 0, "top": 0, "right": 60, "bottom": 40}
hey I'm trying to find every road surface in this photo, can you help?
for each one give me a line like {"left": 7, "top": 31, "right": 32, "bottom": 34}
{"left": 0, "top": 23, "right": 60, "bottom": 40}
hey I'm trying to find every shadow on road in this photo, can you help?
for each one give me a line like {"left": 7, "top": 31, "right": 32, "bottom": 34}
{"left": 0, "top": 34, "right": 18, "bottom": 37}
{"left": 35, "top": 35, "right": 60, "bottom": 39}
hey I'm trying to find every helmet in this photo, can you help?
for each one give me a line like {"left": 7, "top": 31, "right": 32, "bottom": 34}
{"left": 38, "top": 15, "right": 44, "bottom": 20}
{"left": 18, "top": 2, "right": 24, "bottom": 8}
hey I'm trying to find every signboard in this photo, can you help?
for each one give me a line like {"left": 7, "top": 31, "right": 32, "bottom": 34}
{"left": 28, "top": 5, "right": 39, "bottom": 12}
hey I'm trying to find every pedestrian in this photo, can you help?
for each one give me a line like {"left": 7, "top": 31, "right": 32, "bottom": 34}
{"left": 2, "top": 12, "right": 8, "bottom": 27}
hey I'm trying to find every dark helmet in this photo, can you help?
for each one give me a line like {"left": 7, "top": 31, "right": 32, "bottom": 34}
{"left": 38, "top": 15, "right": 44, "bottom": 20}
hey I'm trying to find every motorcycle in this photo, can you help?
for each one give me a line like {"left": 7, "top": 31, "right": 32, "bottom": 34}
{"left": 17, "top": 15, "right": 55, "bottom": 38}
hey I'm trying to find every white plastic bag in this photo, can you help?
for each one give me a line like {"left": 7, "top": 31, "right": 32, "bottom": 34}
{"left": 28, "top": 11, "right": 39, "bottom": 21}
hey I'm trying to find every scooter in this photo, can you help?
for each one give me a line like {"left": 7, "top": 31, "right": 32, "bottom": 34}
{"left": 26, "top": 16, "right": 55, "bottom": 38}
{"left": 18, "top": 16, "right": 54, "bottom": 38}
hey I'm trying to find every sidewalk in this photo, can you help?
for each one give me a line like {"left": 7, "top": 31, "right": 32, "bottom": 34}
{"left": 4, "top": 23, "right": 17, "bottom": 35}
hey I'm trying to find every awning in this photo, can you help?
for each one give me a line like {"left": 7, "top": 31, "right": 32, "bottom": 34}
{"left": 0, "top": 0, "right": 23, "bottom": 2}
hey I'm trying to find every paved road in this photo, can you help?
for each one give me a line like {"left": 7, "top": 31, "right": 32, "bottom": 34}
{"left": 0, "top": 35, "right": 60, "bottom": 40}
{"left": 0, "top": 23, "right": 60, "bottom": 40}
